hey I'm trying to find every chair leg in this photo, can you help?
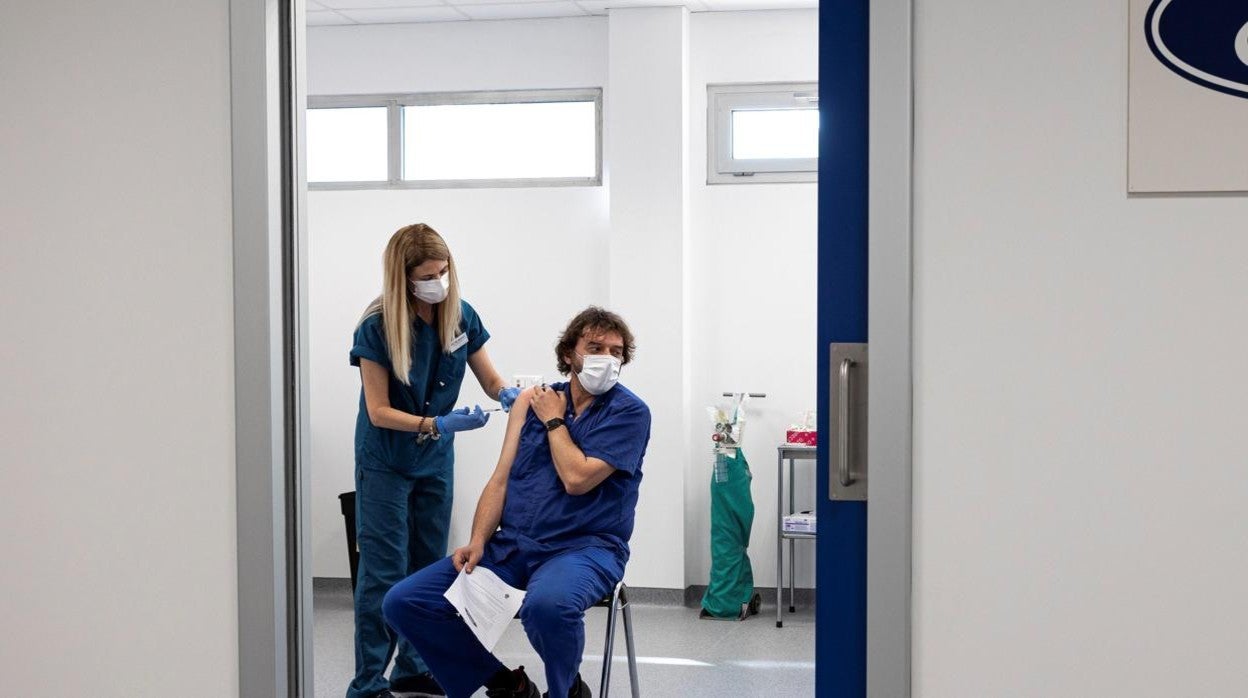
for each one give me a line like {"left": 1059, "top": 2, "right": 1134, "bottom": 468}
{"left": 620, "top": 586, "right": 639, "bottom": 698}
{"left": 600, "top": 583, "right": 621, "bottom": 698}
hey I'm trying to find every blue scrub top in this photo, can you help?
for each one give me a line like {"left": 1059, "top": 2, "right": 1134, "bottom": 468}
{"left": 495, "top": 381, "right": 651, "bottom": 563}
{"left": 350, "top": 300, "right": 489, "bottom": 476}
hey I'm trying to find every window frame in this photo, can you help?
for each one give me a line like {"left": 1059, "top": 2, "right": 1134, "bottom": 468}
{"left": 308, "top": 88, "right": 603, "bottom": 190}
{"left": 707, "top": 82, "right": 819, "bottom": 185}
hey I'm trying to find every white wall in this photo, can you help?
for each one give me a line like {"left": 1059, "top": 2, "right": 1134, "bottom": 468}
{"left": 307, "top": 11, "right": 819, "bottom": 591}
{"left": 307, "top": 17, "right": 606, "bottom": 94}
{"left": 308, "top": 187, "right": 611, "bottom": 578}
{"left": 0, "top": 2, "right": 238, "bottom": 696}
{"left": 607, "top": 7, "right": 692, "bottom": 590}
{"left": 913, "top": 2, "right": 1248, "bottom": 696}
{"left": 687, "top": 10, "right": 819, "bottom": 590}
{"left": 307, "top": 19, "right": 612, "bottom": 580}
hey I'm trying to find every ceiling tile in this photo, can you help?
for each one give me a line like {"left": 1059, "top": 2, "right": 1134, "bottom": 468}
{"left": 319, "top": 0, "right": 448, "bottom": 9}
{"left": 454, "top": 1, "right": 587, "bottom": 19}
{"left": 574, "top": 0, "right": 694, "bottom": 15}
{"left": 307, "top": 9, "right": 356, "bottom": 24}
{"left": 316, "top": 0, "right": 813, "bottom": 24}
{"left": 336, "top": 6, "right": 470, "bottom": 22}
{"left": 452, "top": 0, "right": 582, "bottom": 5}
{"left": 700, "top": 0, "right": 815, "bottom": 9}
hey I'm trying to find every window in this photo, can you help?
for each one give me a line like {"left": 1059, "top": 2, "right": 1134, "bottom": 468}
{"left": 708, "top": 83, "right": 819, "bottom": 184}
{"left": 307, "top": 89, "right": 602, "bottom": 189}
{"left": 402, "top": 101, "right": 596, "bottom": 181}
{"left": 306, "top": 106, "right": 389, "bottom": 183}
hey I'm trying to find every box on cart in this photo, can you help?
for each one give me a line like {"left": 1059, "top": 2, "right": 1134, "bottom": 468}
{"left": 782, "top": 511, "right": 817, "bottom": 534}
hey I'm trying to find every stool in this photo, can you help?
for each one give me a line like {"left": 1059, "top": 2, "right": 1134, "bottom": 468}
{"left": 596, "top": 581, "right": 640, "bottom": 698}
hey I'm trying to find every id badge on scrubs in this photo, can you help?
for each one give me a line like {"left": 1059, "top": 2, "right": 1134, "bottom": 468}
{"left": 449, "top": 332, "right": 469, "bottom": 352}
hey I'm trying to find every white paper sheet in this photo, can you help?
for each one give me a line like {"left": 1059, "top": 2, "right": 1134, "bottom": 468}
{"left": 442, "top": 566, "right": 526, "bottom": 652}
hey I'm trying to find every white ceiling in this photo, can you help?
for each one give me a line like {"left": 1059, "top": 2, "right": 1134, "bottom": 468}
{"left": 308, "top": 0, "right": 817, "bottom": 25}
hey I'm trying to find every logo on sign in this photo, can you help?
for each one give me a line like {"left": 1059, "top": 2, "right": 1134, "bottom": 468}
{"left": 1145, "top": 0, "right": 1248, "bottom": 99}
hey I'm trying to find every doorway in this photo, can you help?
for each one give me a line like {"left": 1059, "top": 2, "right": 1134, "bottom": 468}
{"left": 227, "top": 0, "right": 908, "bottom": 694}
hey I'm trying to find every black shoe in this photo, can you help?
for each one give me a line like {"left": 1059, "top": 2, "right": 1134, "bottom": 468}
{"left": 389, "top": 671, "right": 446, "bottom": 697}
{"left": 541, "top": 672, "right": 592, "bottom": 698}
{"left": 485, "top": 666, "right": 541, "bottom": 698}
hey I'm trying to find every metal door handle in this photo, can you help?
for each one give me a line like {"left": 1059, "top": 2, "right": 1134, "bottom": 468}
{"left": 838, "top": 358, "right": 854, "bottom": 487}
{"left": 829, "top": 343, "right": 866, "bottom": 501}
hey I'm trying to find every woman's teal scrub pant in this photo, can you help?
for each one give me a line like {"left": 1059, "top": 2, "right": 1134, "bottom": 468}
{"left": 347, "top": 465, "right": 452, "bottom": 698}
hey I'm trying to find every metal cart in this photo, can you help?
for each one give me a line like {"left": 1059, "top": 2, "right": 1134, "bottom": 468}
{"left": 775, "top": 443, "right": 816, "bottom": 627}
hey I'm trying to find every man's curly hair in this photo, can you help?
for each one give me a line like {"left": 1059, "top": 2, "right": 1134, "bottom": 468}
{"left": 554, "top": 306, "right": 636, "bottom": 376}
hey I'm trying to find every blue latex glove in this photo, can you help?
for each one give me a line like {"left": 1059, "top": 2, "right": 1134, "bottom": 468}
{"left": 435, "top": 405, "right": 489, "bottom": 434}
{"left": 498, "top": 386, "right": 521, "bottom": 413}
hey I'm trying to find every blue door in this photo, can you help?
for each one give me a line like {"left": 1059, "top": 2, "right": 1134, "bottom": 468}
{"left": 816, "top": 1, "right": 869, "bottom": 695}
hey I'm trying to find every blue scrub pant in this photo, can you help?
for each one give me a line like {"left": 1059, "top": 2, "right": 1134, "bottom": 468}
{"left": 382, "top": 542, "right": 623, "bottom": 698}
{"left": 348, "top": 465, "right": 453, "bottom": 698}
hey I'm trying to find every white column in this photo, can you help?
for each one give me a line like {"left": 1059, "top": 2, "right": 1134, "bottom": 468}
{"left": 607, "top": 7, "right": 690, "bottom": 590}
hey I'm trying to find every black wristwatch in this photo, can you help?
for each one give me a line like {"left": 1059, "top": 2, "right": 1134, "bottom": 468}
{"left": 544, "top": 417, "right": 566, "bottom": 432}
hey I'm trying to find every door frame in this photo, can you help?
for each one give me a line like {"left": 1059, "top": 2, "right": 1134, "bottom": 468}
{"left": 865, "top": 1, "right": 914, "bottom": 696}
{"left": 228, "top": 1, "right": 913, "bottom": 696}
{"left": 816, "top": 1, "right": 913, "bottom": 695}
{"left": 230, "top": 0, "right": 313, "bottom": 695}
{"left": 813, "top": 0, "right": 913, "bottom": 694}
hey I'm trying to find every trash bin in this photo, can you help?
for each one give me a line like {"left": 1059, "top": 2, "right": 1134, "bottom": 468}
{"left": 338, "top": 491, "right": 359, "bottom": 592}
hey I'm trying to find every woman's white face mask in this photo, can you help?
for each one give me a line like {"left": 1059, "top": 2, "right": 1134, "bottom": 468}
{"left": 410, "top": 275, "right": 449, "bottom": 304}
{"left": 576, "top": 353, "right": 621, "bottom": 395}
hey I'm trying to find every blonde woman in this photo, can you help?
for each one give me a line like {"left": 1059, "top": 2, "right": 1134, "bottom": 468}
{"left": 348, "top": 224, "right": 519, "bottom": 698}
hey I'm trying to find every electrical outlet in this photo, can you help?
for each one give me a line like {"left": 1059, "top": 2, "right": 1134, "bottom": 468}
{"left": 513, "top": 374, "right": 542, "bottom": 389}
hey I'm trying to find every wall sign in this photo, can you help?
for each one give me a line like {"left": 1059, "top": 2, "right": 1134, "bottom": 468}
{"left": 1129, "top": 0, "right": 1248, "bottom": 192}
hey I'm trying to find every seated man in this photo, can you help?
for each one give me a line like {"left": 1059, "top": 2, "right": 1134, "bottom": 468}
{"left": 383, "top": 306, "right": 651, "bottom": 698}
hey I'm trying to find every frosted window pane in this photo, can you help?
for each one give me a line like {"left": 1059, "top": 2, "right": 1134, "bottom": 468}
{"left": 731, "top": 109, "right": 820, "bottom": 160}
{"left": 403, "top": 102, "right": 596, "bottom": 181}
{"left": 307, "top": 107, "right": 387, "bottom": 182}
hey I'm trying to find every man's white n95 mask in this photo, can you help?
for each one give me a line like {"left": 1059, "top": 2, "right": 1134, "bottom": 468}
{"left": 577, "top": 354, "right": 621, "bottom": 396}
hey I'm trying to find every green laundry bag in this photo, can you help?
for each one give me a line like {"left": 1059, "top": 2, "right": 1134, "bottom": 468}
{"left": 700, "top": 448, "right": 756, "bottom": 619}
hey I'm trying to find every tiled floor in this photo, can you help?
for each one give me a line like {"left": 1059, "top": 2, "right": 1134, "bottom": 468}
{"left": 314, "top": 581, "right": 816, "bottom": 697}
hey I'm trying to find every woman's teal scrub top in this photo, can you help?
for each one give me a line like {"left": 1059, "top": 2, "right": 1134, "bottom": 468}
{"left": 350, "top": 300, "right": 489, "bottom": 476}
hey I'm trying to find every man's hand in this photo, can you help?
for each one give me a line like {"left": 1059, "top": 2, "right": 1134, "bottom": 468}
{"left": 451, "top": 541, "right": 484, "bottom": 573}
{"left": 530, "top": 384, "right": 564, "bottom": 422}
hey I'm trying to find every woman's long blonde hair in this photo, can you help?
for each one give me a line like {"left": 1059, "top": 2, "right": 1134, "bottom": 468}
{"left": 358, "top": 224, "right": 463, "bottom": 385}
